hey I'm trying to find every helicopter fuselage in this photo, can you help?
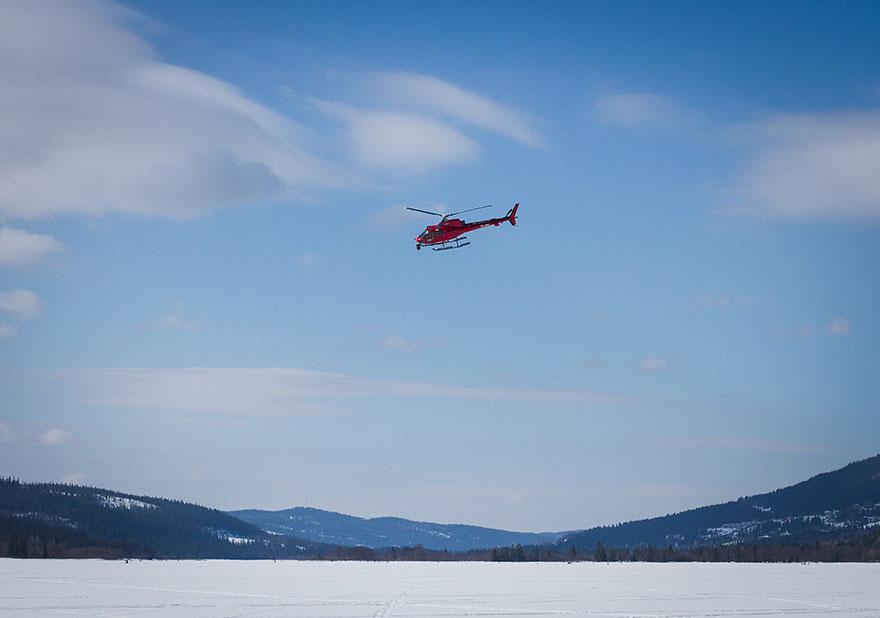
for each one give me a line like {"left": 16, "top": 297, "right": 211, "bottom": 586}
{"left": 415, "top": 204, "right": 518, "bottom": 250}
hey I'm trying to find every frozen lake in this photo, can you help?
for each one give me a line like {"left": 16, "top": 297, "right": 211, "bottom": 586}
{"left": 2, "top": 559, "right": 878, "bottom": 617}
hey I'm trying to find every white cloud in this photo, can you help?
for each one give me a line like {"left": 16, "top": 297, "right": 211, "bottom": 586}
{"left": 825, "top": 316, "right": 854, "bottom": 336}
{"left": 40, "top": 427, "right": 73, "bottom": 445}
{"left": 0, "top": 422, "right": 16, "bottom": 443}
{"left": 382, "top": 335, "right": 420, "bottom": 353}
{"left": 312, "top": 72, "right": 544, "bottom": 175}
{"left": 156, "top": 312, "right": 199, "bottom": 331}
{"left": 381, "top": 334, "right": 447, "bottom": 354}
{"left": 368, "top": 204, "right": 455, "bottom": 232}
{"left": 369, "top": 205, "right": 423, "bottom": 230}
{"left": 35, "top": 367, "right": 630, "bottom": 416}
{"left": 313, "top": 100, "right": 480, "bottom": 173}
{"left": 592, "top": 92, "right": 692, "bottom": 130}
{"left": 294, "top": 253, "right": 322, "bottom": 268}
{"left": 0, "top": 324, "right": 19, "bottom": 338}
{"left": 639, "top": 357, "right": 669, "bottom": 372}
{"left": 698, "top": 293, "right": 732, "bottom": 309}
{"left": 0, "top": 227, "right": 64, "bottom": 266}
{"left": 0, "top": 0, "right": 340, "bottom": 222}
{"left": 0, "top": 288, "right": 42, "bottom": 319}
{"left": 138, "top": 300, "right": 199, "bottom": 331}
{"left": 380, "top": 335, "right": 446, "bottom": 353}
{"left": 59, "top": 472, "right": 88, "bottom": 484}
{"left": 376, "top": 72, "right": 546, "bottom": 148}
{"left": 670, "top": 436, "right": 829, "bottom": 454}
{"left": 0, "top": 4, "right": 542, "bottom": 217}
{"left": 771, "top": 317, "right": 854, "bottom": 338}
{"left": 730, "top": 110, "right": 880, "bottom": 223}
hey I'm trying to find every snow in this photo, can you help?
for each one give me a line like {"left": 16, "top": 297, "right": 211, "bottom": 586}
{"left": 1, "top": 559, "right": 878, "bottom": 617}
{"left": 204, "top": 528, "right": 254, "bottom": 545}
{"left": 96, "top": 494, "right": 157, "bottom": 510}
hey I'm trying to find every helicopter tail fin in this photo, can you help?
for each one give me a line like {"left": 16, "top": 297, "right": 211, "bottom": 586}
{"left": 507, "top": 203, "right": 519, "bottom": 226}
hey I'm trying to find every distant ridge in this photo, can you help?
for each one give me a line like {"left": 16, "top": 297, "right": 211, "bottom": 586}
{"left": 557, "top": 454, "right": 880, "bottom": 552}
{"left": 0, "top": 478, "right": 331, "bottom": 559}
{"left": 232, "top": 456, "right": 880, "bottom": 554}
{"left": 4, "top": 454, "right": 879, "bottom": 559}
{"left": 230, "top": 507, "right": 562, "bottom": 551}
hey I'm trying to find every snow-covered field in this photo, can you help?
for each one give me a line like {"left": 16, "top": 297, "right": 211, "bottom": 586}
{"left": 2, "top": 559, "right": 878, "bottom": 617}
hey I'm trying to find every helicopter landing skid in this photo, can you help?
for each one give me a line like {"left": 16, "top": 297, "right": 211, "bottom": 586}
{"left": 431, "top": 236, "right": 469, "bottom": 251}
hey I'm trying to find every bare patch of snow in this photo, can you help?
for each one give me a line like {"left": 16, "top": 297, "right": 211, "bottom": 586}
{"left": 96, "top": 494, "right": 158, "bottom": 510}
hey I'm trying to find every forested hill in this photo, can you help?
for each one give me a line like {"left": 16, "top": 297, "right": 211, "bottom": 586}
{"left": 231, "top": 507, "right": 561, "bottom": 551}
{"left": 0, "top": 479, "right": 330, "bottom": 559}
{"left": 559, "top": 454, "right": 880, "bottom": 552}
{"left": 4, "top": 454, "right": 879, "bottom": 560}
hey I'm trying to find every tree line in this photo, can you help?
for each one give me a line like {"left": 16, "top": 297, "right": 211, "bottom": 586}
{"left": 302, "top": 529, "right": 880, "bottom": 563}
{"left": 4, "top": 476, "right": 879, "bottom": 561}
{"left": 6, "top": 524, "right": 879, "bottom": 562}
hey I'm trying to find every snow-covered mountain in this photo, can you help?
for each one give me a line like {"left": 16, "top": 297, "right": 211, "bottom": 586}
{"left": 229, "top": 507, "right": 562, "bottom": 551}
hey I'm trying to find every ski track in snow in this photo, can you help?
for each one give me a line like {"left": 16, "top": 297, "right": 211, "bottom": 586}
{"left": 1, "top": 559, "right": 878, "bottom": 617}
{"left": 373, "top": 588, "right": 416, "bottom": 618}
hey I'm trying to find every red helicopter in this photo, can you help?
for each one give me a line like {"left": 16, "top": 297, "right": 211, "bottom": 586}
{"left": 407, "top": 203, "right": 519, "bottom": 250}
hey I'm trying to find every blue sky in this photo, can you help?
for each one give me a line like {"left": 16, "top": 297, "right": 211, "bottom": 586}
{"left": 1, "top": 0, "right": 878, "bottom": 532}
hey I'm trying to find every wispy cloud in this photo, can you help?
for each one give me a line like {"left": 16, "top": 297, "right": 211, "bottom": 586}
{"left": 368, "top": 205, "right": 433, "bottom": 231}
{"left": 376, "top": 72, "right": 546, "bottom": 148}
{"left": 729, "top": 109, "right": 880, "bottom": 223}
{"left": 137, "top": 300, "right": 199, "bottom": 331}
{"left": 1, "top": 3, "right": 543, "bottom": 220}
{"left": 32, "top": 367, "right": 631, "bottom": 416}
{"left": 380, "top": 335, "right": 445, "bottom": 353}
{"left": 825, "top": 316, "right": 854, "bottom": 336}
{"left": 381, "top": 335, "right": 421, "bottom": 353}
{"left": 662, "top": 436, "right": 830, "bottom": 454}
{"left": 59, "top": 472, "right": 88, "bottom": 484}
{"left": 294, "top": 253, "right": 322, "bottom": 269}
{"left": 592, "top": 91, "right": 694, "bottom": 131}
{"left": 639, "top": 357, "right": 669, "bottom": 372}
{"left": 0, "top": 227, "right": 64, "bottom": 266}
{"left": 0, "top": 0, "right": 341, "bottom": 221}
{"left": 40, "top": 427, "right": 73, "bottom": 446}
{"left": 0, "top": 422, "right": 75, "bottom": 446}
{"left": 312, "top": 100, "right": 480, "bottom": 173}
{"left": 698, "top": 293, "right": 732, "bottom": 309}
{"left": 0, "top": 422, "right": 16, "bottom": 443}
{"left": 0, "top": 288, "right": 42, "bottom": 319}
{"left": 311, "top": 72, "right": 544, "bottom": 175}
{"left": 771, "top": 317, "right": 855, "bottom": 338}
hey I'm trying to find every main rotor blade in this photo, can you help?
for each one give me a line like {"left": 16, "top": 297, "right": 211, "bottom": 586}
{"left": 406, "top": 206, "right": 445, "bottom": 217}
{"left": 448, "top": 204, "right": 494, "bottom": 216}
